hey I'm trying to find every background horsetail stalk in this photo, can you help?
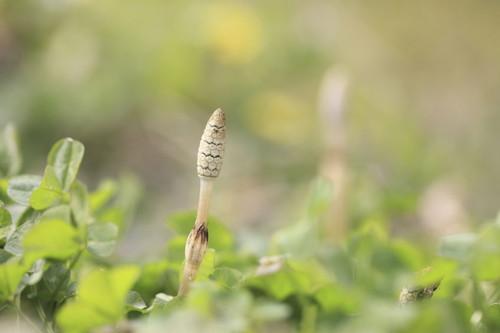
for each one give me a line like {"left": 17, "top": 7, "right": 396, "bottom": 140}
{"left": 177, "top": 108, "right": 226, "bottom": 296}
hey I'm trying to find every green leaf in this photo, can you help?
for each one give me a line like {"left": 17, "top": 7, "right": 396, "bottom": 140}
{"left": 46, "top": 138, "right": 85, "bottom": 191}
{"left": 70, "top": 181, "right": 90, "bottom": 226}
{"left": 209, "top": 219, "right": 234, "bottom": 251}
{"left": 5, "top": 217, "right": 37, "bottom": 256}
{"left": 402, "top": 299, "right": 471, "bottom": 333}
{"left": 314, "top": 283, "right": 359, "bottom": 313}
{"left": 89, "top": 175, "right": 142, "bottom": 233}
{"left": 472, "top": 223, "right": 500, "bottom": 280}
{"left": 211, "top": 267, "right": 243, "bottom": 289}
{"left": 306, "top": 177, "right": 334, "bottom": 218}
{"left": 7, "top": 175, "right": 41, "bottom": 206}
{"left": 482, "top": 304, "right": 500, "bottom": 329}
{"left": 416, "top": 258, "right": 457, "bottom": 286}
{"left": 166, "top": 211, "right": 197, "bottom": 234}
{"left": 57, "top": 302, "right": 110, "bottom": 333}
{"left": 0, "top": 205, "right": 12, "bottom": 242}
{"left": 196, "top": 248, "right": 216, "bottom": 282}
{"left": 0, "top": 179, "right": 9, "bottom": 203}
{"left": 251, "top": 301, "right": 290, "bottom": 322}
{"left": 0, "top": 249, "right": 13, "bottom": 263}
{"left": 23, "top": 219, "right": 81, "bottom": 262}
{"left": 0, "top": 124, "right": 22, "bottom": 177}
{"left": 89, "top": 180, "right": 117, "bottom": 213}
{"left": 125, "top": 290, "right": 147, "bottom": 312}
{"left": 166, "top": 235, "right": 187, "bottom": 262}
{"left": 30, "top": 139, "right": 86, "bottom": 210}
{"left": 389, "top": 240, "right": 425, "bottom": 271}
{"left": 271, "top": 179, "right": 335, "bottom": 257}
{"left": 177, "top": 247, "right": 214, "bottom": 287}
{"left": 18, "top": 259, "right": 46, "bottom": 297}
{"left": 87, "top": 222, "right": 118, "bottom": 257}
{"left": 338, "top": 300, "right": 416, "bottom": 332}
{"left": 133, "top": 260, "right": 176, "bottom": 301}
{"left": 272, "top": 221, "right": 317, "bottom": 257}
{"left": 472, "top": 253, "right": 500, "bottom": 281}
{"left": 247, "top": 259, "right": 330, "bottom": 300}
{"left": 40, "top": 204, "right": 71, "bottom": 221}
{"left": 22, "top": 259, "right": 45, "bottom": 286}
{"left": 30, "top": 188, "right": 64, "bottom": 211}
{"left": 371, "top": 240, "right": 423, "bottom": 274}
{"left": 0, "top": 258, "right": 31, "bottom": 302}
{"left": 147, "top": 293, "right": 174, "bottom": 312}
{"left": 30, "top": 166, "right": 65, "bottom": 210}
{"left": 98, "top": 208, "right": 125, "bottom": 230}
{"left": 439, "top": 233, "right": 477, "bottom": 261}
{"left": 137, "top": 293, "right": 175, "bottom": 314}
{"left": 167, "top": 212, "right": 234, "bottom": 251}
{"left": 56, "top": 265, "right": 140, "bottom": 333}
{"left": 13, "top": 207, "right": 38, "bottom": 227}
{"left": 36, "top": 262, "right": 73, "bottom": 302}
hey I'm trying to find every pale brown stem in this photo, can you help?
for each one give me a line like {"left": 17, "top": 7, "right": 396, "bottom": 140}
{"left": 178, "top": 109, "right": 224, "bottom": 297}
{"left": 178, "top": 180, "right": 213, "bottom": 296}
{"left": 178, "top": 262, "right": 197, "bottom": 297}
{"left": 195, "top": 179, "right": 214, "bottom": 228}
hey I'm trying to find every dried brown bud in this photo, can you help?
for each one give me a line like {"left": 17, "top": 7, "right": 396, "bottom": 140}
{"left": 185, "top": 224, "right": 209, "bottom": 268}
{"left": 197, "top": 109, "right": 225, "bottom": 179}
{"left": 399, "top": 282, "right": 440, "bottom": 304}
{"left": 178, "top": 224, "right": 209, "bottom": 296}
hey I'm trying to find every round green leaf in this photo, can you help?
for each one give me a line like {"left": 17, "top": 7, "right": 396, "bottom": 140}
{"left": 7, "top": 175, "right": 41, "bottom": 206}
{"left": 47, "top": 138, "right": 85, "bottom": 191}
{"left": 23, "top": 219, "right": 82, "bottom": 262}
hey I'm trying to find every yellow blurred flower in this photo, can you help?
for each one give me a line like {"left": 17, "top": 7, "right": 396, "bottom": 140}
{"left": 203, "top": 3, "right": 262, "bottom": 64}
{"left": 245, "top": 92, "right": 315, "bottom": 146}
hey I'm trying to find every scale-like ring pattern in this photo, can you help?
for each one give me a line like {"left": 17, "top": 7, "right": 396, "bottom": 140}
{"left": 197, "top": 109, "right": 225, "bottom": 178}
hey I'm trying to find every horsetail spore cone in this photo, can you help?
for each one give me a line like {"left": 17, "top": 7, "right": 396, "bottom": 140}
{"left": 178, "top": 108, "right": 226, "bottom": 296}
{"left": 197, "top": 108, "right": 225, "bottom": 179}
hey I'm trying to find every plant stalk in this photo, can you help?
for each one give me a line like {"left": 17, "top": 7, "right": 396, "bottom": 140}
{"left": 178, "top": 109, "right": 225, "bottom": 296}
{"left": 194, "top": 179, "right": 214, "bottom": 228}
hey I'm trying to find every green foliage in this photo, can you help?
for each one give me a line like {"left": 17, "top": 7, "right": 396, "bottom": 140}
{"left": 89, "top": 176, "right": 142, "bottom": 231}
{"left": 30, "top": 167, "right": 66, "bottom": 210}
{"left": 87, "top": 222, "right": 118, "bottom": 257}
{"left": 0, "top": 259, "right": 30, "bottom": 302}
{"left": 0, "top": 128, "right": 499, "bottom": 333}
{"left": 167, "top": 211, "right": 234, "bottom": 251}
{"left": 30, "top": 138, "right": 84, "bottom": 211}
{"left": 0, "top": 132, "right": 140, "bottom": 331}
{"left": 247, "top": 259, "right": 330, "bottom": 300}
{"left": 23, "top": 219, "right": 82, "bottom": 263}
{"left": 56, "top": 266, "right": 140, "bottom": 333}
{"left": 8, "top": 175, "right": 42, "bottom": 206}
{"left": 0, "top": 205, "right": 12, "bottom": 242}
{"left": 46, "top": 139, "right": 85, "bottom": 192}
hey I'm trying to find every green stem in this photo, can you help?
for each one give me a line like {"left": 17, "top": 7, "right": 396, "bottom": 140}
{"left": 46, "top": 248, "right": 84, "bottom": 331}
{"left": 50, "top": 249, "right": 83, "bottom": 302}
{"left": 12, "top": 297, "right": 43, "bottom": 333}
{"left": 299, "top": 297, "right": 317, "bottom": 333}
{"left": 34, "top": 298, "right": 56, "bottom": 333}
{"left": 0, "top": 302, "right": 8, "bottom": 312}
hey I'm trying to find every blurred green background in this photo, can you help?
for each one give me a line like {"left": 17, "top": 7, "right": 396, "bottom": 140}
{"left": 0, "top": 0, "right": 499, "bottom": 257}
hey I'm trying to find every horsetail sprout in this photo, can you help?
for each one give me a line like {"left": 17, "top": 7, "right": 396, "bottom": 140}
{"left": 178, "top": 108, "right": 226, "bottom": 296}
